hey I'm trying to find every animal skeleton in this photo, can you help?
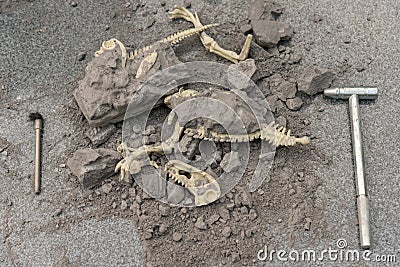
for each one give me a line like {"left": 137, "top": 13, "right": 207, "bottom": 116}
{"left": 116, "top": 89, "right": 310, "bottom": 206}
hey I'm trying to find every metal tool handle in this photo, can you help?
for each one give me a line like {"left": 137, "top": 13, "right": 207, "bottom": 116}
{"left": 349, "top": 94, "right": 371, "bottom": 249}
{"left": 357, "top": 195, "right": 371, "bottom": 249}
{"left": 34, "top": 120, "right": 42, "bottom": 194}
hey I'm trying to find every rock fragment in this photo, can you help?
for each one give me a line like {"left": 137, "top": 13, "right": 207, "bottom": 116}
{"left": 248, "top": 0, "right": 283, "bottom": 20}
{"left": 222, "top": 226, "right": 232, "bottom": 237}
{"left": 231, "top": 252, "right": 241, "bottom": 263}
{"left": 85, "top": 124, "right": 116, "bottom": 146}
{"left": 142, "top": 173, "right": 166, "bottom": 199}
{"left": 297, "top": 67, "right": 335, "bottom": 95}
{"left": 74, "top": 43, "right": 181, "bottom": 127}
{"left": 178, "top": 135, "right": 199, "bottom": 159}
{"left": 159, "top": 223, "right": 168, "bottom": 234}
{"left": 249, "top": 209, "right": 258, "bottom": 220}
{"left": 219, "top": 207, "right": 230, "bottom": 220}
{"left": 251, "top": 20, "right": 293, "bottom": 48}
{"left": 220, "top": 152, "right": 241, "bottom": 173}
{"left": 172, "top": 232, "right": 183, "bottom": 242}
{"left": 102, "top": 183, "right": 112, "bottom": 194}
{"left": 67, "top": 148, "right": 121, "bottom": 188}
{"left": 120, "top": 200, "right": 128, "bottom": 210}
{"left": 286, "top": 97, "right": 304, "bottom": 110}
{"left": 206, "top": 214, "right": 220, "bottom": 226}
{"left": 275, "top": 115, "right": 287, "bottom": 128}
{"left": 304, "top": 217, "right": 312, "bottom": 231}
{"left": 77, "top": 52, "right": 87, "bottom": 61}
{"left": 270, "top": 79, "right": 297, "bottom": 101}
{"left": 194, "top": 217, "right": 208, "bottom": 230}
{"left": 166, "top": 183, "right": 185, "bottom": 205}
{"left": 266, "top": 95, "right": 280, "bottom": 112}
{"left": 230, "top": 59, "right": 257, "bottom": 78}
{"left": 158, "top": 204, "right": 170, "bottom": 216}
{"left": 240, "top": 24, "right": 252, "bottom": 35}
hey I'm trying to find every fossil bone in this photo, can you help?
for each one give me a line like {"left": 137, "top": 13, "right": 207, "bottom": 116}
{"left": 184, "top": 122, "right": 310, "bottom": 147}
{"left": 115, "top": 122, "right": 220, "bottom": 205}
{"left": 164, "top": 160, "right": 221, "bottom": 206}
{"left": 169, "top": 5, "right": 253, "bottom": 63}
{"left": 95, "top": 23, "right": 218, "bottom": 69}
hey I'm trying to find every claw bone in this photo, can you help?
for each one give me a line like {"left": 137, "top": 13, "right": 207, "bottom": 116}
{"left": 169, "top": 5, "right": 252, "bottom": 63}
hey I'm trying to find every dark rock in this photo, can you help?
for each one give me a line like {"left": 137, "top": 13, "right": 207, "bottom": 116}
{"left": 178, "top": 135, "right": 199, "bottom": 159}
{"left": 220, "top": 152, "right": 241, "bottom": 173}
{"left": 266, "top": 95, "right": 284, "bottom": 113}
{"left": 269, "top": 78, "right": 297, "bottom": 101}
{"left": 248, "top": 41, "right": 274, "bottom": 63}
{"left": 54, "top": 208, "right": 63, "bottom": 217}
{"left": 234, "top": 189, "right": 252, "bottom": 207}
{"left": 249, "top": 209, "right": 258, "bottom": 220}
{"left": 85, "top": 124, "right": 116, "bottom": 146}
{"left": 286, "top": 97, "right": 303, "bottom": 110}
{"left": 183, "top": 0, "right": 191, "bottom": 8}
{"left": 297, "top": 67, "right": 335, "bottom": 95}
{"left": 222, "top": 226, "right": 231, "bottom": 237}
{"left": 132, "top": 124, "right": 142, "bottom": 134}
{"left": 275, "top": 115, "right": 287, "bottom": 127}
{"left": 77, "top": 52, "right": 86, "bottom": 61}
{"left": 304, "top": 217, "right": 312, "bottom": 231}
{"left": 231, "top": 252, "right": 241, "bottom": 263}
{"left": 206, "top": 214, "right": 220, "bottom": 226}
{"left": 102, "top": 183, "right": 112, "bottom": 194}
{"left": 159, "top": 204, "right": 170, "bottom": 216}
{"left": 145, "top": 18, "right": 156, "bottom": 28}
{"left": 230, "top": 59, "right": 257, "bottom": 78}
{"left": 159, "top": 223, "right": 168, "bottom": 234}
{"left": 355, "top": 65, "right": 366, "bottom": 72}
{"left": 144, "top": 230, "right": 153, "bottom": 240}
{"left": 143, "top": 125, "right": 156, "bottom": 135}
{"left": 194, "top": 217, "right": 208, "bottom": 230}
{"left": 120, "top": 200, "right": 128, "bottom": 210}
{"left": 289, "top": 53, "right": 302, "bottom": 64}
{"left": 248, "top": 0, "right": 284, "bottom": 21}
{"left": 251, "top": 20, "right": 293, "bottom": 48}
{"left": 74, "top": 42, "right": 180, "bottom": 127}
{"left": 128, "top": 187, "right": 136, "bottom": 197}
{"left": 240, "top": 24, "right": 253, "bottom": 35}
{"left": 172, "top": 232, "right": 183, "bottom": 242}
{"left": 67, "top": 148, "right": 121, "bottom": 188}
{"left": 219, "top": 207, "right": 230, "bottom": 220}
{"left": 310, "top": 14, "right": 323, "bottom": 23}
{"left": 166, "top": 183, "right": 185, "bottom": 205}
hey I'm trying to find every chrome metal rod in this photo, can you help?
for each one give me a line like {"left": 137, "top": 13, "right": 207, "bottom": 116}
{"left": 349, "top": 94, "right": 371, "bottom": 249}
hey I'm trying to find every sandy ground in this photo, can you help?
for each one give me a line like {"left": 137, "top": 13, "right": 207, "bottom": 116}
{"left": 0, "top": 0, "right": 399, "bottom": 266}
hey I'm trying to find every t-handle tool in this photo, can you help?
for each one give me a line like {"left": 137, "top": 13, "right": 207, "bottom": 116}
{"left": 324, "top": 87, "right": 378, "bottom": 249}
{"left": 29, "top": 112, "right": 43, "bottom": 194}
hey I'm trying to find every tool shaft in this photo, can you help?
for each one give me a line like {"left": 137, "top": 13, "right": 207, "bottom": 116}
{"left": 325, "top": 87, "right": 378, "bottom": 100}
{"left": 357, "top": 195, "right": 371, "bottom": 249}
{"left": 349, "top": 95, "right": 367, "bottom": 196}
{"left": 34, "top": 119, "right": 42, "bottom": 194}
{"left": 349, "top": 94, "right": 371, "bottom": 249}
